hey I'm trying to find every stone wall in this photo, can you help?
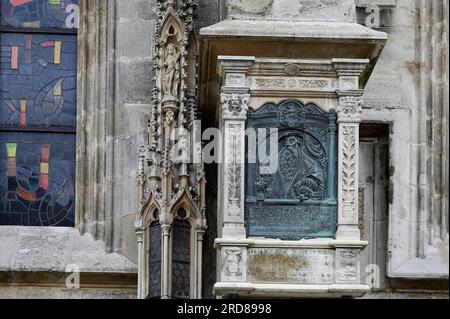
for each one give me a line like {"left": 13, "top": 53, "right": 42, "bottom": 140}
{"left": 223, "top": 0, "right": 356, "bottom": 22}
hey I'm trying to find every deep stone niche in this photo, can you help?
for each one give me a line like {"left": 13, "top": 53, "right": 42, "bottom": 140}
{"left": 245, "top": 100, "right": 337, "bottom": 240}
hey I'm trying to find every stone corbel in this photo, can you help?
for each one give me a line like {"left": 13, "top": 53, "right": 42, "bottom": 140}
{"left": 218, "top": 56, "right": 255, "bottom": 239}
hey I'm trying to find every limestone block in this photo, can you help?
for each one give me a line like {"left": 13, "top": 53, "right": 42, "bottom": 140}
{"left": 0, "top": 227, "right": 137, "bottom": 274}
{"left": 224, "top": 0, "right": 356, "bottom": 22}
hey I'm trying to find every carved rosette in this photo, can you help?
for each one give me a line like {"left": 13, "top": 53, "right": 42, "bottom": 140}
{"left": 221, "top": 93, "right": 250, "bottom": 118}
{"left": 337, "top": 96, "right": 363, "bottom": 122}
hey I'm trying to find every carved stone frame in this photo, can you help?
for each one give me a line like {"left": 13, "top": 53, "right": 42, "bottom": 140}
{"left": 213, "top": 56, "right": 372, "bottom": 298}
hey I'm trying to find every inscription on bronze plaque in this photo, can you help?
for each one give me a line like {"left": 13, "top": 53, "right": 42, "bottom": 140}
{"left": 248, "top": 248, "right": 334, "bottom": 284}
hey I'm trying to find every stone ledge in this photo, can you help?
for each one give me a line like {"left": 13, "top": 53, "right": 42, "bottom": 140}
{"left": 355, "top": 0, "right": 397, "bottom": 7}
{"left": 388, "top": 258, "right": 449, "bottom": 279}
{"left": 0, "top": 271, "right": 137, "bottom": 288}
{"left": 0, "top": 226, "right": 137, "bottom": 274}
{"left": 214, "top": 238, "right": 369, "bottom": 249}
{"left": 213, "top": 282, "right": 370, "bottom": 298}
{"left": 0, "top": 284, "right": 136, "bottom": 299}
{"left": 200, "top": 20, "right": 387, "bottom": 41}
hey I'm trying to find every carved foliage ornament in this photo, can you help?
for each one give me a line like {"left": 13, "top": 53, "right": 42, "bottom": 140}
{"left": 226, "top": 125, "right": 243, "bottom": 216}
{"left": 337, "top": 96, "right": 363, "bottom": 120}
{"left": 341, "top": 126, "right": 357, "bottom": 216}
{"left": 221, "top": 93, "right": 250, "bottom": 118}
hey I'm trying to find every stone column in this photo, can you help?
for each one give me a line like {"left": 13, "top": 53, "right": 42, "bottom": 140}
{"left": 333, "top": 59, "right": 368, "bottom": 241}
{"left": 196, "top": 225, "right": 205, "bottom": 299}
{"left": 218, "top": 56, "right": 255, "bottom": 239}
{"left": 336, "top": 96, "right": 363, "bottom": 240}
{"left": 161, "top": 224, "right": 171, "bottom": 299}
{"left": 135, "top": 224, "right": 145, "bottom": 299}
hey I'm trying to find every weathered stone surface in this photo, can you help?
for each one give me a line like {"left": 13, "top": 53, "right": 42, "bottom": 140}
{"left": 0, "top": 285, "right": 136, "bottom": 299}
{"left": 248, "top": 248, "right": 334, "bottom": 284}
{"left": 224, "top": 0, "right": 356, "bottom": 22}
{"left": 0, "top": 227, "right": 137, "bottom": 273}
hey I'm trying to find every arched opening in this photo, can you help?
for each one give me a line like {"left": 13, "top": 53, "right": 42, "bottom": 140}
{"left": 171, "top": 207, "right": 192, "bottom": 299}
{"left": 146, "top": 209, "right": 161, "bottom": 299}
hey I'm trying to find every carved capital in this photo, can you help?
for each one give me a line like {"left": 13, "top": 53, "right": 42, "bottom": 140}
{"left": 221, "top": 93, "right": 250, "bottom": 119}
{"left": 337, "top": 96, "right": 363, "bottom": 122}
{"left": 136, "top": 229, "right": 145, "bottom": 243}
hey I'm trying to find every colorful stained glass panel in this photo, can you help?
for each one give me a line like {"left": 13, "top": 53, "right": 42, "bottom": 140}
{"left": 0, "top": 132, "right": 75, "bottom": 226}
{"left": 1, "top": 0, "right": 78, "bottom": 29}
{"left": 0, "top": 33, "right": 77, "bottom": 129}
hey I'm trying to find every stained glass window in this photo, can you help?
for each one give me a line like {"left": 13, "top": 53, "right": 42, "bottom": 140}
{"left": 0, "top": 0, "right": 77, "bottom": 227}
{"left": 147, "top": 220, "right": 162, "bottom": 299}
{"left": 171, "top": 218, "right": 191, "bottom": 299}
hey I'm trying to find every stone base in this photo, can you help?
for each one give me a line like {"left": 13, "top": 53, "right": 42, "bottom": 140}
{"left": 0, "top": 271, "right": 137, "bottom": 299}
{"left": 215, "top": 238, "right": 369, "bottom": 299}
{"left": 214, "top": 282, "right": 370, "bottom": 298}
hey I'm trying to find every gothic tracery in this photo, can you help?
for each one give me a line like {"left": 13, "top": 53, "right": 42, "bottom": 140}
{"left": 135, "top": 0, "right": 205, "bottom": 300}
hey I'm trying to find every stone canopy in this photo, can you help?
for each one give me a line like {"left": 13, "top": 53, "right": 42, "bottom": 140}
{"left": 199, "top": 13, "right": 387, "bottom": 119}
